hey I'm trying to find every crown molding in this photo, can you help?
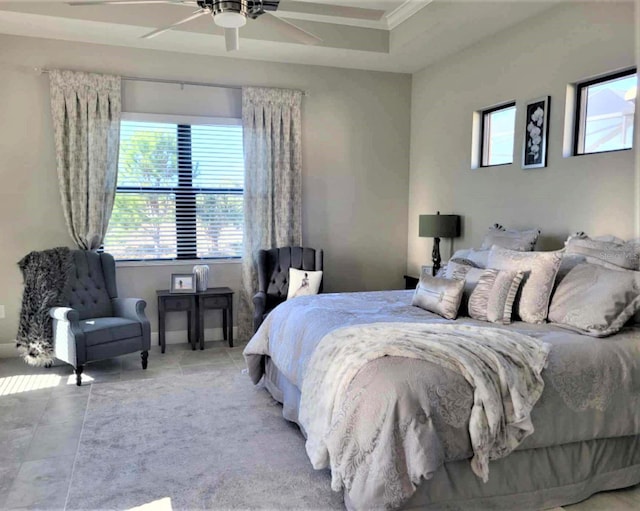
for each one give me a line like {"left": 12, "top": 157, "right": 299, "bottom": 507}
{"left": 385, "top": 0, "right": 433, "bottom": 30}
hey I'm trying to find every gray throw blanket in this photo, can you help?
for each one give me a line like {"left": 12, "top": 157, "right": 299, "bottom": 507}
{"left": 17, "top": 247, "right": 72, "bottom": 366}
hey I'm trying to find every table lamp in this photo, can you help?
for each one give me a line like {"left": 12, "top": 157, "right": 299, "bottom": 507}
{"left": 419, "top": 212, "right": 461, "bottom": 276}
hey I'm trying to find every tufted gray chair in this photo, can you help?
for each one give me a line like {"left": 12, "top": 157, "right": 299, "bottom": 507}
{"left": 49, "top": 250, "right": 151, "bottom": 385}
{"left": 253, "top": 246, "right": 323, "bottom": 333}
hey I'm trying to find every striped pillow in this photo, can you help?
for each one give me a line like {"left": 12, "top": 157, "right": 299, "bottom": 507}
{"left": 468, "top": 269, "right": 525, "bottom": 324}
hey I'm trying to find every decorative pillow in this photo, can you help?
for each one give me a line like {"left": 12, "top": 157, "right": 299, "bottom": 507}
{"left": 468, "top": 269, "right": 524, "bottom": 324}
{"left": 548, "top": 263, "right": 640, "bottom": 337}
{"left": 450, "top": 248, "right": 490, "bottom": 268}
{"left": 450, "top": 248, "right": 471, "bottom": 261}
{"left": 442, "top": 259, "right": 479, "bottom": 279}
{"left": 444, "top": 261, "right": 483, "bottom": 315}
{"left": 459, "top": 248, "right": 490, "bottom": 268}
{"left": 565, "top": 234, "right": 639, "bottom": 271}
{"left": 412, "top": 274, "right": 465, "bottom": 320}
{"left": 287, "top": 268, "right": 323, "bottom": 299}
{"left": 487, "top": 246, "right": 563, "bottom": 324}
{"left": 480, "top": 224, "right": 540, "bottom": 252}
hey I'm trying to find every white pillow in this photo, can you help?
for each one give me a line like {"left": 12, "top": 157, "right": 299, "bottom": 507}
{"left": 287, "top": 268, "right": 323, "bottom": 299}
{"left": 487, "top": 246, "right": 563, "bottom": 324}
{"left": 480, "top": 225, "right": 540, "bottom": 251}
{"left": 450, "top": 248, "right": 490, "bottom": 268}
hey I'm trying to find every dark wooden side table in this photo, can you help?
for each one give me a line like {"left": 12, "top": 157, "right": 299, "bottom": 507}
{"left": 196, "top": 287, "right": 234, "bottom": 350}
{"left": 403, "top": 275, "right": 419, "bottom": 290}
{"left": 156, "top": 290, "right": 197, "bottom": 353}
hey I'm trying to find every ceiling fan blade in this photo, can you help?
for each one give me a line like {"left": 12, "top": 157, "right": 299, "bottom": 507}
{"left": 141, "top": 8, "right": 208, "bottom": 39}
{"left": 68, "top": 1, "right": 198, "bottom": 6}
{"left": 261, "top": 12, "right": 322, "bottom": 45}
{"left": 278, "top": 0, "right": 385, "bottom": 21}
{"left": 224, "top": 27, "right": 239, "bottom": 52}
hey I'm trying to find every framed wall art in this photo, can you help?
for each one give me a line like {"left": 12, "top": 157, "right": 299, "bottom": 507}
{"left": 522, "top": 96, "right": 550, "bottom": 169}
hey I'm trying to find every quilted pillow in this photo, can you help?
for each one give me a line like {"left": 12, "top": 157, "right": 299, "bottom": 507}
{"left": 487, "top": 246, "right": 563, "bottom": 323}
{"left": 412, "top": 274, "right": 465, "bottom": 320}
{"left": 549, "top": 263, "right": 640, "bottom": 337}
{"left": 468, "top": 269, "right": 525, "bottom": 325}
{"left": 480, "top": 224, "right": 540, "bottom": 252}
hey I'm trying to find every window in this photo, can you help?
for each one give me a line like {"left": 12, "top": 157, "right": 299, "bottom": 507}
{"left": 574, "top": 68, "right": 637, "bottom": 155}
{"left": 481, "top": 103, "right": 516, "bottom": 166}
{"left": 103, "top": 114, "right": 244, "bottom": 261}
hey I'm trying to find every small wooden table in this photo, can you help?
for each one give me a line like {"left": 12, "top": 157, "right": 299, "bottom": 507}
{"left": 196, "top": 287, "right": 234, "bottom": 349}
{"left": 156, "top": 287, "right": 234, "bottom": 353}
{"left": 403, "top": 275, "right": 419, "bottom": 290}
{"left": 156, "top": 290, "right": 197, "bottom": 353}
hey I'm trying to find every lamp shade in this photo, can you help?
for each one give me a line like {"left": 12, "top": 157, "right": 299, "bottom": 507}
{"left": 419, "top": 213, "right": 461, "bottom": 238}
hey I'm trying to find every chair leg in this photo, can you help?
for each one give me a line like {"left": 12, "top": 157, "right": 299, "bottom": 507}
{"left": 75, "top": 365, "right": 83, "bottom": 387}
{"left": 141, "top": 350, "right": 149, "bottom": 370}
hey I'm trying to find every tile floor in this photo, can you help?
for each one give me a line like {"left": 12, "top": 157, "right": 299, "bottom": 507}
{"left": 0, "top": 340, "right": 245, "bottom": 510}
{"left": 0, "top": 340, "right": 638, "bottom": 510}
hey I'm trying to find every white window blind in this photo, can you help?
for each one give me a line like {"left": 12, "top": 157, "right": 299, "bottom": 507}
{"left": 103, "top": 116, "right": 244, "bottom": 261}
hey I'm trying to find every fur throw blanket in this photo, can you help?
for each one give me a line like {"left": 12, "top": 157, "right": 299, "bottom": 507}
{"left": 16, "top": 247, "right": 72, "bottom": 366}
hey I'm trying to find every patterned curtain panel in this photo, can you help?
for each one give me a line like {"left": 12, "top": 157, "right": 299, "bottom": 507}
{"left": 636, "top": 0, "right": 639, "bottom": 236}
{"left": 49, "top": 69, "right": 122, "bottom": 250}
{"left": 239, "top": 86, "right": 303, "bottom": 339}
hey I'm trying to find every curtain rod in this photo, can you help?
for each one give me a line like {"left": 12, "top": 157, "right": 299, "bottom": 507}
{"left": 35, "top": 67, "right": 308, "bottom": 96}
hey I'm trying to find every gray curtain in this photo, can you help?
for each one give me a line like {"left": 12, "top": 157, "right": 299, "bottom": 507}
{"left": 239, "top": 86, "right": 303, "bottom": 339}
{"left": 49, "top": 69, "right": 122, "bottom": 250}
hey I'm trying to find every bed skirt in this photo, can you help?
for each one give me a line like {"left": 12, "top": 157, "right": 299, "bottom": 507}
{"left": 263, "top": 357, "right": 640, "bottom": 511}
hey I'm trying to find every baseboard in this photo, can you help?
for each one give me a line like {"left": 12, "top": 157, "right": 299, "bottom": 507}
{"left": 0, "top": 327, "right": 240, "bottom": 358}
{"left": 0, "top": 342, "right": 17, "bottom": 358}
{"left": 150, "top": 327, "right": 240, "bottom": 346}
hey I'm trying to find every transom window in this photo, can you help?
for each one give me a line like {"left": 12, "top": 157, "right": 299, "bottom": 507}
{"left": 574, "top": 68, "right": 637, "bottom": 155}
{"left": 103, "top": 114, "right": 244, "bottom": 261}
{"left": 480, "top": 102, "right": 516, "bottom": 167}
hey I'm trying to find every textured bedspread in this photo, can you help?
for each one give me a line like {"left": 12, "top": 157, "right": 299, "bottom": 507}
{"left": 244, "top": 290, "right": 640, "bottom": 510}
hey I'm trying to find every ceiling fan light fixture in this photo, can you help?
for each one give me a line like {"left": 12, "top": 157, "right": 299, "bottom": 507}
{"left": 213, "top": 11, "right": 246, "bottom": 28}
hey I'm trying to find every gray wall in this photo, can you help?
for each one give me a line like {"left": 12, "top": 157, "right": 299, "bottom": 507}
{"left": 407, "top": 1, "right": 638, "bottom": 275}
{"left": 0, "top": 34, "right": 411, "bottom": 350}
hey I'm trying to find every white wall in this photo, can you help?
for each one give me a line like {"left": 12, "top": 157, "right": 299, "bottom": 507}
{"left": 0, "top": 34, "right": 411, "bottom": 350}
{"left": 407, "top": 1, "right": 637, "bottom": 274}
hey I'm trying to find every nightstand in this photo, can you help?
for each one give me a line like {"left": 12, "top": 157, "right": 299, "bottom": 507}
{"left": 403, "top": 275, "right": 419, "bottom": 289}
{"left": 196, "top": 287, "right": 234, "bottom": 349}
{"left": 156, "top": 290, "right": 197, "bottom": 353}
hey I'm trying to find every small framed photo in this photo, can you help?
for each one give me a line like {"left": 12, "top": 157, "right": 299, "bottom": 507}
{"left": 522, "top": 96, "right": 550, "bottom": 169}
{"left": 170, "top": 273, "right": 195, "bottom": 294}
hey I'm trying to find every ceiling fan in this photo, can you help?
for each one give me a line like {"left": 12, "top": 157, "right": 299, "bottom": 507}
{"left": 67, "top": 0, "right": 386, "bottom": 52}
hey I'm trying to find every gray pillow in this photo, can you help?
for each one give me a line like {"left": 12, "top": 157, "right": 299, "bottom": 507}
{"left": 412, "top": 274, "right": 465, "bottom": 320}
{"left": 487, "top": 246, "right": 563, "bottom": 324}
{"left": 480, "top": 224, "right": 540, "bottom": 252}
{"left": 468, "top": 269, "right": 525, "bottom": 325}
{"left": 548, "top": 263, "right": 640, "bottom": 337}
{"left": 565, "top": 235, "right": 639, "bottom": 271}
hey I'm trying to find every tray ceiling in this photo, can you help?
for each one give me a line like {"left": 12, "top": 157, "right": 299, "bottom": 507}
{"left": 0, "top": 1, "right": 563, "bottom": 73}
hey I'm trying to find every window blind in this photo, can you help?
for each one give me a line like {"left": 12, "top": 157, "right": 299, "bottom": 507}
{"left": 103, "top": 119, "right": 244, "bottom": 261}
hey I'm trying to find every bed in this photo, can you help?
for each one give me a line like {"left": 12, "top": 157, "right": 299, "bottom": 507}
{"left": 243, "top": 289, "right": 640, "bottom": 511}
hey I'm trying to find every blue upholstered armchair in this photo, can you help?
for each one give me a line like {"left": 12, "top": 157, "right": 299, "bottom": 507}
{"left": 49, "top": 250, "right": 151, "bottom": 385}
